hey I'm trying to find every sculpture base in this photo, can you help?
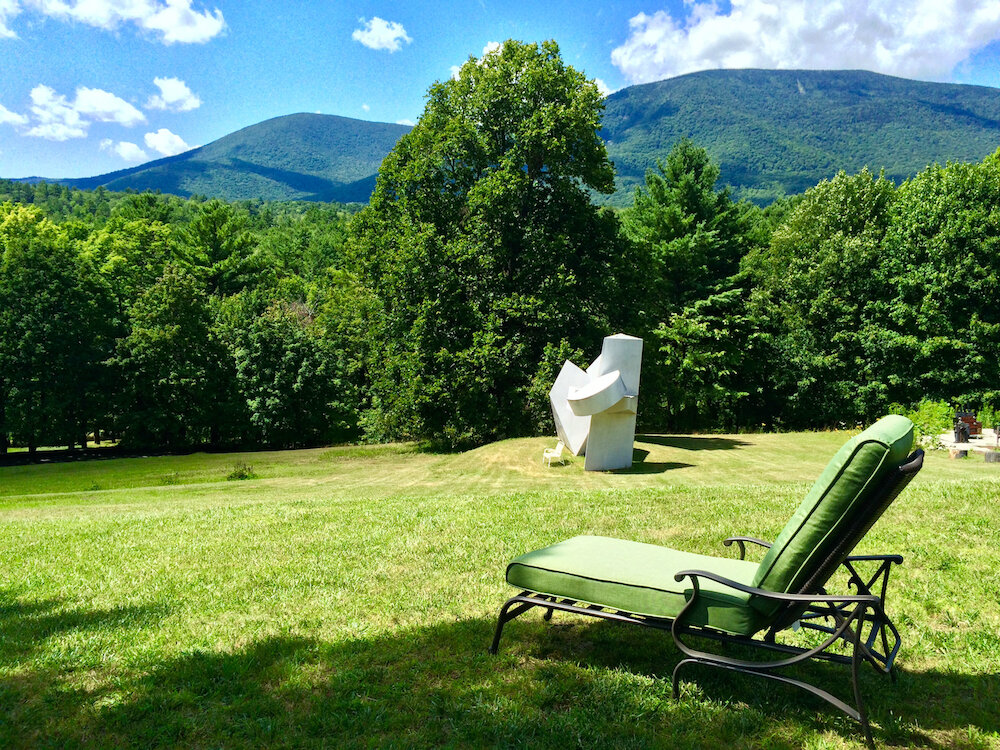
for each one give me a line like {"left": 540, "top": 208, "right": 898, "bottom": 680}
{"left": 584, "top": 412, "right": 637, "bottom": 471}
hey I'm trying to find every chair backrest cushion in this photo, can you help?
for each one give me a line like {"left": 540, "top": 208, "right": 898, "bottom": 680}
{"left": 751, "top": 415, "right": 914, "bottom": 601}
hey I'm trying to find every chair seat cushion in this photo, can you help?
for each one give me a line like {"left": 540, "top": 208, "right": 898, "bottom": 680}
{"left": 506, "top": 535, "right": 768, "bottom": 636}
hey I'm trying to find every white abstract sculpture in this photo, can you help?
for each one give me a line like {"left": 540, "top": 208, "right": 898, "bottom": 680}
{"left": 549, "top": 334, "right": 643, "bottom": 471}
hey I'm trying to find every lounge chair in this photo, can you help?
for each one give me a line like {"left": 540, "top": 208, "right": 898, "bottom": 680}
{"left": 490, "top": 415, "right": 922, "bottom": 744}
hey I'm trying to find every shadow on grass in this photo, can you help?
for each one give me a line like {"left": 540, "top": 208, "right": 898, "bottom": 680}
{"left": 526, "top": 618, "right": 1000, "bottom": 748}
{"left": 0, "top": 590, "right": 168, "bottom": 664}
{"left": 608, "top": 447, "right": 693, "bottom": 475}
{"left": 637, "top": 435, "right": 751, "bottom": 451}
{"left": 1, "top": 606, "right": 994, "bottom": 748}
{"left": 566, "top": 448, "right": 692, "bottom": 475}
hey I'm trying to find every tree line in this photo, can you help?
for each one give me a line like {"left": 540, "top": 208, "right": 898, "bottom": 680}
{"left": 0, "top": 191, "right": 360, "bottom": 453}
{"left": 2, "top": 40, "right": 997, "bottom": 453}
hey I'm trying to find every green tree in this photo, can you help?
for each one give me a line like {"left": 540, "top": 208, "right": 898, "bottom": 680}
{"left": 650, "top": 284, "right": 767, "bottom": 431}
{"left": 218, "top": 283, "right": 358, "bottom": 447}
{"left": 185, "top": 199, "right": 264, "bottom": 296}
{"left": 85, "top": 217, "right": 177, "bottom": 324}
{"left": 350, "top": 39, "right": 631, "bottom": 447}
{"left": 622, "top": 139, "right": 760, "bottom": 429}
{"left": 623, "top": 138, "right": 750, "bottom": 314}
{"left": 0, "top": 204, "right": 113, "bottom": 451}
{"left": 255, "top": 205, "right": 350, "bottom": 282}
{"left": 743, "top": 169, "right": 897, "bottom": 426}
{"left": 111, "top": 192, "right": 175, "bottom": 224}
{"left": 113, "top": 265, "right": 229, "bottom": 448}
{"left": 880, "top": 152, "right": 1000, "bottom": 408}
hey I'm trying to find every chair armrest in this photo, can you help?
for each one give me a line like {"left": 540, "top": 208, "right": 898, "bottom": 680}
{"left": 839, "top": 554, "right": 903, "bottom": 606}
{"left": 674, "top": 569, "right": 882, "bottom": 608}
{"left": 843, "top": 553, "right": 903, "bottom": 565}
{"left": 723, "top": 536, "right": 772, "bottom": 560}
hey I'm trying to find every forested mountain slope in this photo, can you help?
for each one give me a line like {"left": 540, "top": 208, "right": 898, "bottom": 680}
{"left": 602, "top": 69, "right": 1000, "bottom": 203}
{"left": 60, "top": 114, "right": 412, "bottom": 203}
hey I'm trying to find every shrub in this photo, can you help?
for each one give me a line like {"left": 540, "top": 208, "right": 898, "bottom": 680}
{"left": 899, "top": 399, "right": 952, "bottom": 443}
{"left": 226, "top": 461, "right": 257, "bottom": 481}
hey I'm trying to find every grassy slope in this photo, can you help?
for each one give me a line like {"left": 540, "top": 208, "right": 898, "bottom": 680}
{"left": 0, "top": 433, "right": 997, "bottom": 748}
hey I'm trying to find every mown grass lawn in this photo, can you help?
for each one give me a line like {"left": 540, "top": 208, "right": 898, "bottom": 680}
{"left": 1, "top": 432, "right": 998, "bottom": 748}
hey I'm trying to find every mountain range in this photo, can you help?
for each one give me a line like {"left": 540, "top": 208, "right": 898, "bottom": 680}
{"left": 602, "top": 68, "right": 1000, "bottom": 203}
{"left": 57, "top": 114, "right": 411, "bottom": 204}
{"left": 22, "top": 69, "right": 1000, "bottom": 205}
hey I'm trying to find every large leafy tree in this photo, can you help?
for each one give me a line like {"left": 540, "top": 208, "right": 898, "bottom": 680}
{"left": 217, "top": 281, "right": 360, "bottom": 448}
{"left": 623, "top": 138, "right": 750, "bottom": 316}
{"left": 0, "top": 204, "right": 113, "bottom": 451}
{"left": 744, "top": 169, "right": 897, "bottom": 426}
{"left": 350, "top": 39, "right": 631, "bottom": 447}
{"left": 113, "top": 265, "right": 229, "bottom": 448}
{"left": 85, "top": 217, "right": 177, "bottom": 324}
{"left": 184, "top": 199, "right": 264, "bottom": 296}
{"left": 880, "top": 153, "right": 1000, "bottom": 408}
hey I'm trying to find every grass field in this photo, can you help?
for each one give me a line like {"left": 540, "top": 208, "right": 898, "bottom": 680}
{"left": 1, "top": 432, "right": 998, "bottom": 748}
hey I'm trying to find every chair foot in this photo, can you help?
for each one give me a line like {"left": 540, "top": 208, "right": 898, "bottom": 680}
{"left": 489, "top": 617, "right": 504, "bottom": 655}
{"left": 543, "top": 607, "right": 554, "bottom": 621}
{"left": 671, "top": 658, "right": 693, "bottom": 699}
{"left": 489, "top": 596, "right": 537, "bottom": 655}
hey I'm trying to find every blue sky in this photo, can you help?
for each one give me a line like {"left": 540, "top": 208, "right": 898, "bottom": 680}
{"left": 3, "top": 0, "right": 1000, "bottom": 179}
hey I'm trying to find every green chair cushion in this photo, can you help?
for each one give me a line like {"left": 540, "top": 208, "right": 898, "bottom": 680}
{"left": 506, "top": 535, "right": 769, "bottom": 636}
{"left": 751, "top": 415, "right": 913, "bottom": 608}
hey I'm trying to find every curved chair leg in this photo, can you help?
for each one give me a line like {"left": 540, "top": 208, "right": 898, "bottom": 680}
{"left": 672, "top": 658, "right": 697, "bottom": 698}
{"left": 543, "top": 607, "right": 554, "bottom": 621}
{"left": 671, "top": 601, "right": 880, "bottom": 748}
{"left": 489, "top": 594, "right": 537, "bottom": 654}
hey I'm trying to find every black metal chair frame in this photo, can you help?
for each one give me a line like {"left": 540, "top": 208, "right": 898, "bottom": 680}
{"left": 489, "top": 450, "right": 924, "bottom": 747}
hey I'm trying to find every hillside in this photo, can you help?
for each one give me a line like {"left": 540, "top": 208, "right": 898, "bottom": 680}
{"left": 602, "top": 68, "right": 1000, "bottom": 204}
{"left": 63, "top": 113, "right": 412, "bottom": 203}
{"left": 21, "top": 70, "right": 1000, "bottom": 205}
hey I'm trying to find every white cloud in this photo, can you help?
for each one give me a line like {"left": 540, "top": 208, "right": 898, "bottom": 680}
{"left": 0, "top": 0, "right": 20, "bottom": 38}
{"left": 396, "top": 118, "right": 414, "bottom": 126}
{"left": 0, "top": 102, "right": 27, "bottom": 126}
{"left": 361, "top": 103, "right": 370, "bottom": 112}
{"left": 144, "top": 127, "right": 189, "bottom": 155}
{"left": 13, "top": 0, "right": 225, "bottom": 44}
{"left": 142, "top": 0, "right": 225, "bottom": 43}
{"left": 352, "top": 16, "right": 411, "bottom": 52}
{"left": 449, "top": 64, "right": 462, "bottom": 80}
{"left": 74, "top": 86, "right": 145, "bottom": 126}
{"left": 481, "top": 40, "right": 501, "bottom": 57}
{"left": 23, "top": 84, "right": 146, "bottom": 140}
{"left": 100, "top": 138, "right": 147, "bottom": 161}
{"left": 594, "top": 78, "right": 613, "bottom": 97}
{"left": 146, "top": 76, "right": 201, "bottom": 111}
{"left": 25, "top": 84, "right": 86, "bottom": 140}
{"left": 611, "top": 0, "right": 1000, "bottom": 84}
